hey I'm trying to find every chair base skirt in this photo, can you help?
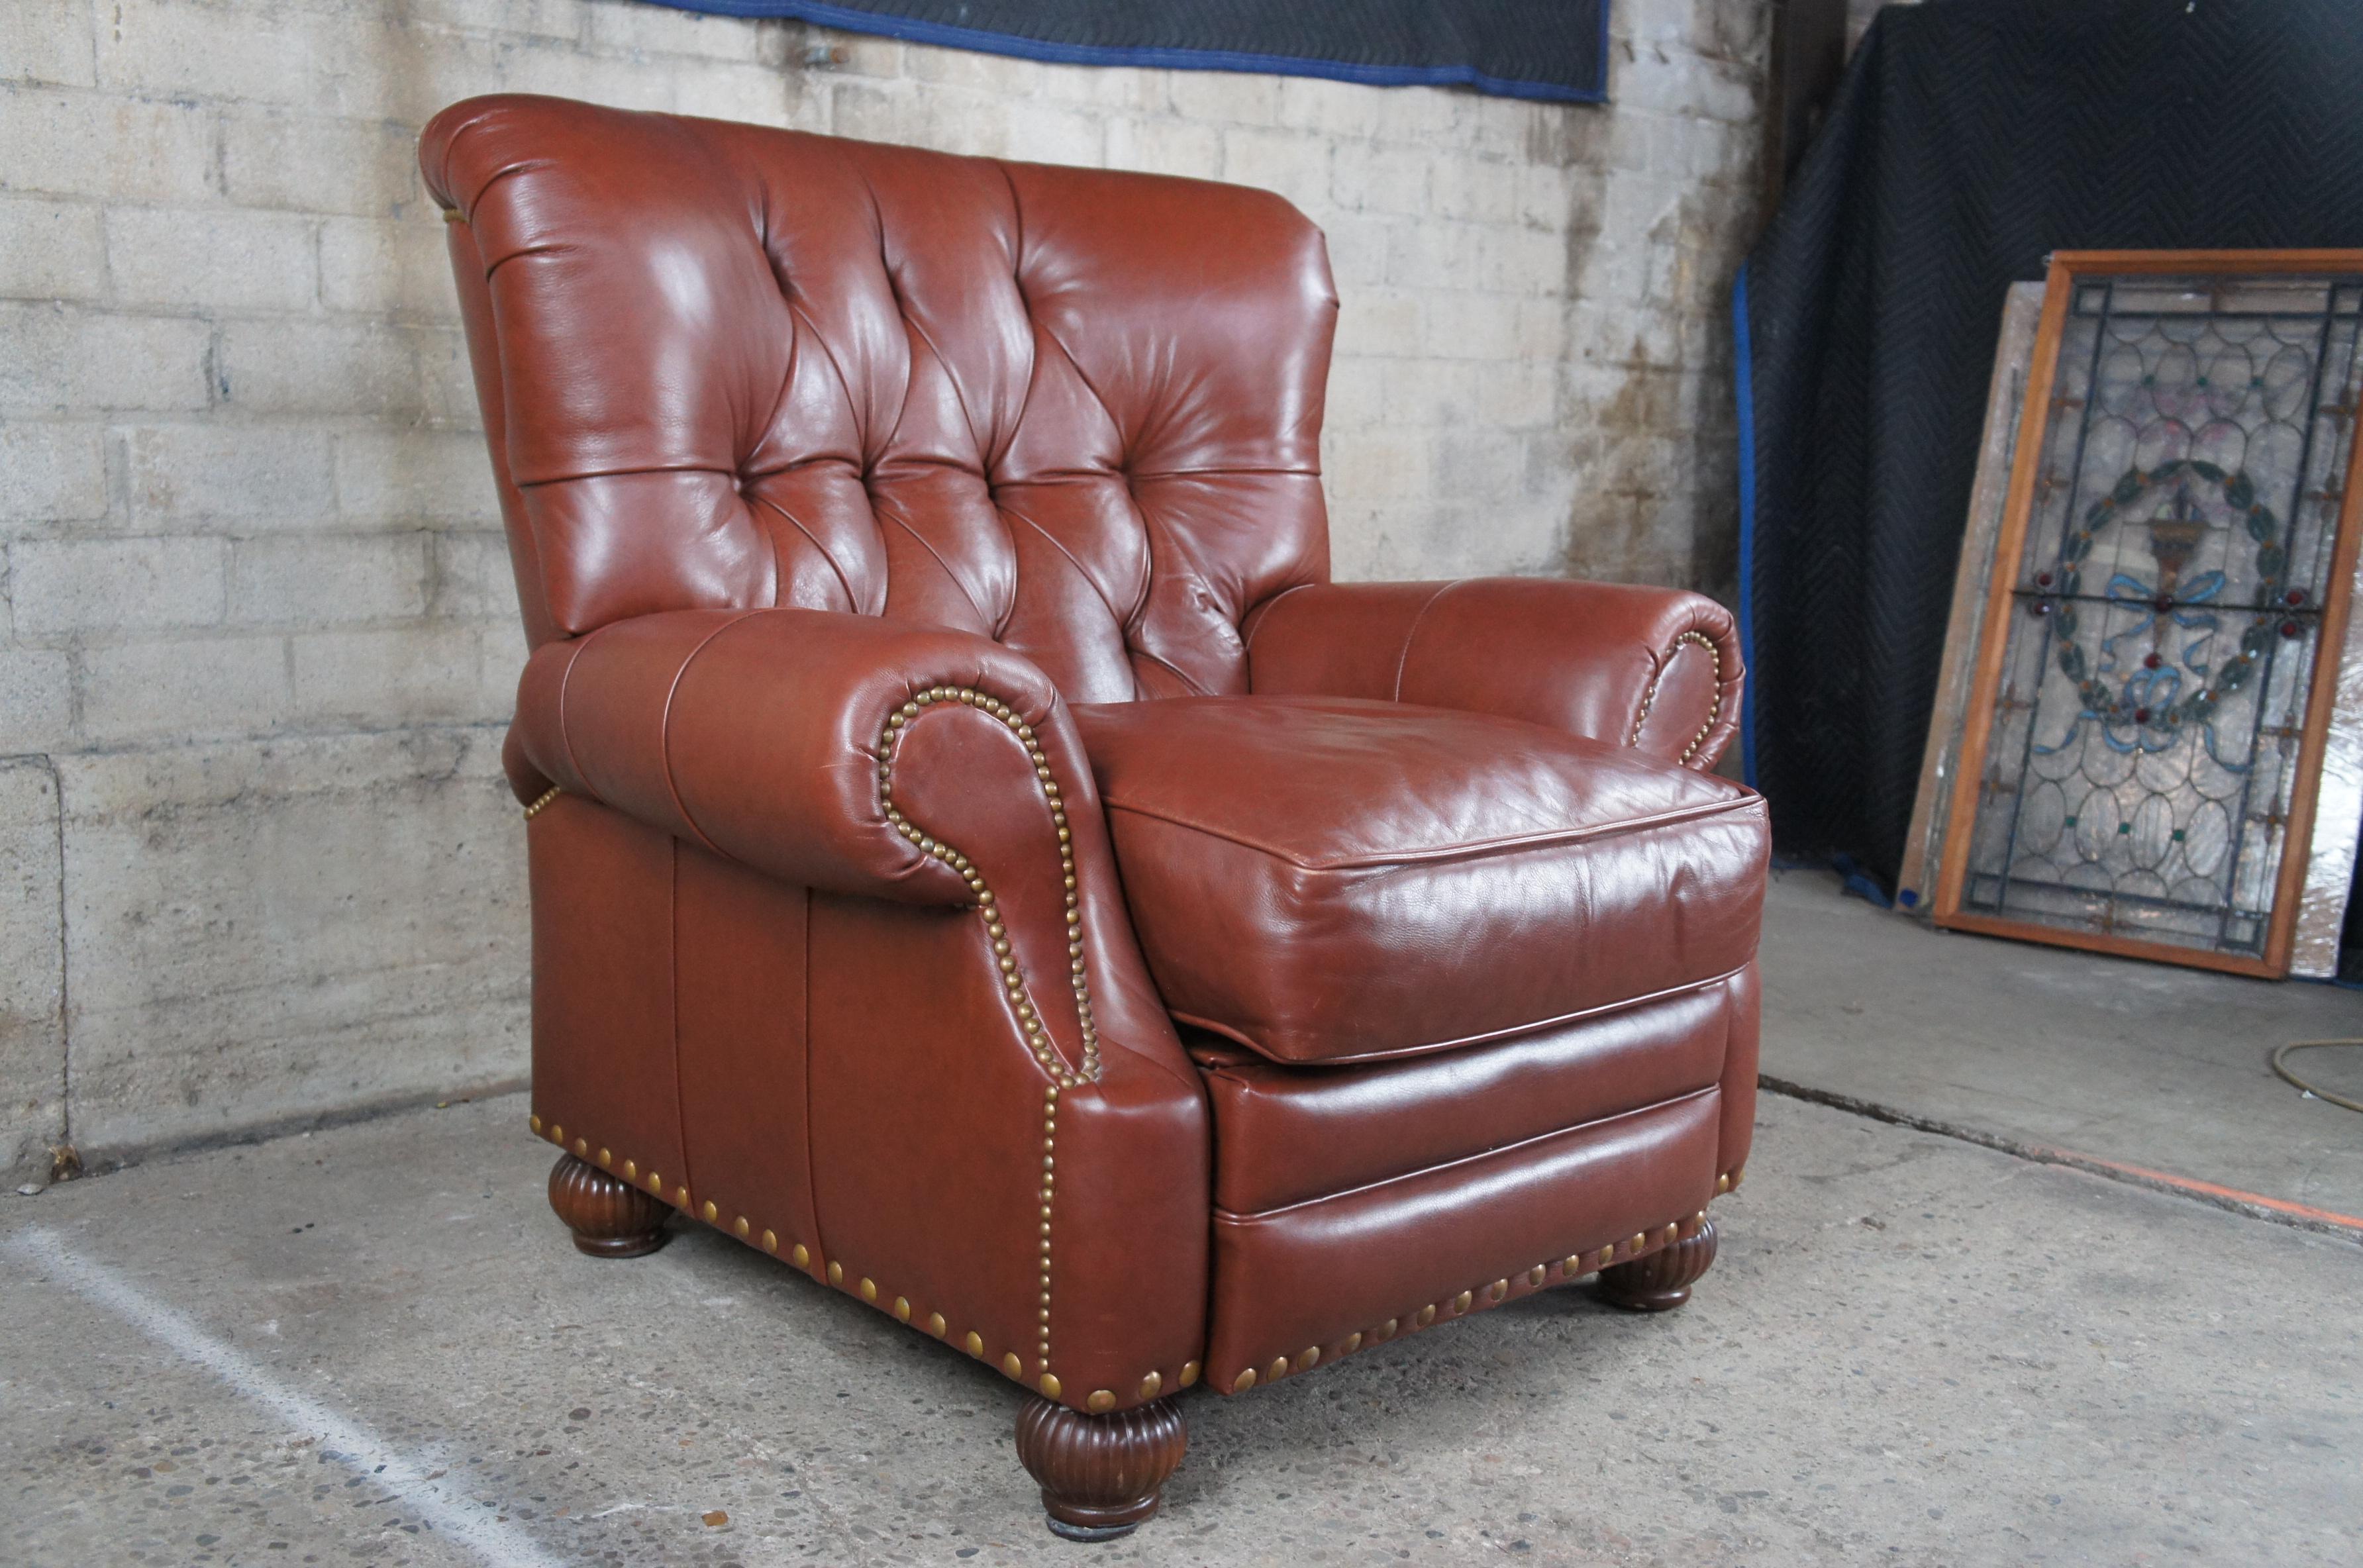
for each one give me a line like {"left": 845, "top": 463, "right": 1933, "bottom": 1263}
{"left": 1202, "top": 1090, "right": 1723, "bottom": 1394}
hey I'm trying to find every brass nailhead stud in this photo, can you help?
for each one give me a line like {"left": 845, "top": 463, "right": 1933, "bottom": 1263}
{"left": 1629, "top": 1232, "right": 1648, "bottom": 1253}
{"left": 1087, "top": 1389, "right": 1115, "bottom": 1414}
{"left": 676, "top": 1187, "right": 690, "bottom": 1206}
{"left": 966, "top": 1331, "right": 985, "bottom": 1357}
{"left": 1663, "top": 1223, "right": 1681, "bottom": 1244}
{"left": 1001, "top": 1351, "right": 1024, "bottom": 1379}
{"left": 646, "top": 1172, "right": 664, "bottom": 1194}
{"left": 893, "top": 1297, "right": 910, "bottom": 1322}
{"left": 1343, "top": 1332, "right": 1362, "bottom": 1353}
{"left": 1417, "top": 1306, "right": 1436, "bottom": 1327}
{"left": 1298, "top": 1347, "right": 1320, "bottom": 1371}
{"left": 1379, "top": 1318, "right": 1399, "bottom": 1340}
{"left": 623, "top": 1159, "right": 637, "bottom": 1179}
{"left": 1489, "top": 1279, "right": 1509, "bottom": 1302}
{"left": 827, "top": 1261, "right": 844, "bottom": 1285}
{"left": 1140, "top": 1371, "right": 1162, "bottom": 1399}
{"left": 701, "top": 1201, "right": 718, "bottom": 1222}
{"left": 928, "top": 1312, "right": 947, "bottom": 1337}
{"left": 1266, "top": 1356, "right": 1289, "bottom": 1381}
{"left": 528, "top": 1114, "right": 542, "bottom": 1134}
{"left": 1716, "top": 1173, "right": 1733, "bottom": 1194}
{"left": 1179, "top": 1361, "right": 1200, "bottom": 1388}
{"left": 733, "top": 1216, "right": 749, "bottom": 1238}
{"left": 761, "top": 1229, "right": 777, "bottom": 1252}
{"left": 1693, "top": 1210, "right": 1709, "bottom": 1228}
{"left": 597, "top": 1148, "right": 611, "bottom": 1166}
{"left": 859, "top": 1277, "right": 878, "bottom": 1302}
{"left": 521, "top": 785, "right": 562, "bottom": 818}
{"left": 572, "top": 1138, "right": 587, "bottom": 1156}
{"left": 1528, "top": 1265, "right": 1548, "bottom": 1287}
{"left": 791, "top": 1244, "right": 809, "bottom": 1267}
{"left": 1232, "top": 1368, "right": 1256, "bottom": 1393}
{"left": 1563, "top": 1254, "right": 1582, "bottom": 1275}
{"left": 1039, "top": 1373, "right": 1062, "bottom": 1398}
{"left": 550, "top": 1124, "right": 564, "bottom": 1144}
{"left": 1453, "top": 1291, "right": 1474, "bottom": 1314}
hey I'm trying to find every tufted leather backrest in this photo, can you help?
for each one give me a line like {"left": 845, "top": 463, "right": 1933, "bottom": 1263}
{"left": 421, "top": 95, "right": 1339, "bottom": 703}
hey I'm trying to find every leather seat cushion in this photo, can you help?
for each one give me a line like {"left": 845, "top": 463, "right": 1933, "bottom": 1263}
{"left": 1071, "top": 695, "right": 1768, "bottom": 1063}
{"left": 1190, "top": 968, "right": 1747, "bottom": 1212}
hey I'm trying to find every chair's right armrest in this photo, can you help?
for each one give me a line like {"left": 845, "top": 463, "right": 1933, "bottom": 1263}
{"left": 509, "top": 607, "right": 1078, "bottom": 905}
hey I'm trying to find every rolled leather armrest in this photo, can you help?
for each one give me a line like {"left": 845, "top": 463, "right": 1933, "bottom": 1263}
{"left": 1242, "top": 577, "right": 1744, "bottom": 769}
{"left": 509, "top": 606, "right": 1091, "bottom": 903}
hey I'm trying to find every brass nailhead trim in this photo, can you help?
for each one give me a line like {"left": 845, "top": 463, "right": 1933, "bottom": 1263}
{"left": 1627, "top": 630, "right": 1724, "bottom": 765}
{"left": 1179, "top": 1360, "right": 1200, "bottom": 1388}
{"left": 877, "top": 684, "right": 1104, "bottom": 1393}
{"left": 1040, "top": 1373, "right": 1063, "bottom": 1399}
{"left": 1223, "top": 1195, "right": 1733, "bottom": 1395}
{"left": 1087, "top": 1389, "right": 1116, "bottom": 1413}
{"left": 521, "top": 785, "right": 562, "bottom": 820}
{"left": 1139, "top": 1371, "right": 1162, "bottom": 1400}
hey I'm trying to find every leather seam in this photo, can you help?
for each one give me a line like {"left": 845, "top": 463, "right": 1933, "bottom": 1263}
{"left": 654, "top": 610, "right": 770, "bottom": 859}
{"left": 1389, "top": 579, "right": 1463, "bottom": 703}
{"left": 1240, "top": 581, "right": 1313, "bottom": 663}
{"left": 1101, "top": 791, "right": 1764, "bottom": 871}
{"left": 550, "top": 634, "right": 602, "bottom": 804}
{"left": 1211, "top": 1084, "right": 1722, "bottom": 1222}
{"left": 1168, "top": 961, "right": 1755, "bottom": 1067}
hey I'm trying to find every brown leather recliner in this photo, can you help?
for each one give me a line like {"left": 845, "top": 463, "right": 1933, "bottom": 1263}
{"left": 421, "top": 93, "right": 1766, "bottom": 1541}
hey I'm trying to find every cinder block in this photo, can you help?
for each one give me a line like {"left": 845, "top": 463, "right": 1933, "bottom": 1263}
{"left": 1331, "top": 142, "right": 1431, "bottom": 217}
{"left": 1431, "top": 158, "right": 1521, "bottom": 226}
{"left": 0, "top": 422, "right": 108, "bottom": 522}
{"left": 430, "top": 530, "right": 523, "bottom": 623}
{"left": 999, "top": 99, "right": 1106, "bottom": 167}
{"left": 0, "top": 303, "right": 211, "bottom": 413}
{"left": 1168, "top": 68, "right": 1282, "bottom": 128}
{"left": 334, "top": 428, "right": 500, "bottom": 526}
{"left": 78, "top": 634, "right": 291, "bottom": 744}
{"left": 3, "top": 0, "right": 97, "bottom": 88}
{"left": 0, "top": 195, "right": 105, "bottom": 300}
{"left": 1419, "top": 293, "right": 1523, "bottom": 361}
{"left": 105, "top": 206, "right": 319, "bottom": 313}
{"left": 1104, "top": 115, "right": 1223, "bottom": 180}
{"left": 0, "top": 648, "right": 73, "bottom": 754}
{"left": 9, "top": 536, "right": 227, "bottom": 637}
{"left": 585, "top": 0, "right": 782, "bottom": 60}
{"left": 221, "top": 109, "right": 423, "bottom": 218}
{"left": 289, "top": 625, "right": 492, "bottom": 726}
{"left": 94, "top": 0, "right": 372, "bottom": 116}
{"left": 1221, "top": 127, "right": 1329, "bottom": 211}
{"left": 1, "top": 88, "right": 214, "bottom": 203}
{"left": 125, "top": 424, "right": 336, "bottom": 526}
{"left": 319, "top": 214, "right": 458, "bottom": 317}
{"left": 231, "top": 534, "right": 430, "bottom": 628}
{"left": 0, "top": 759, "right": 64, "bottom": 1185}
{"left": 217, "top": 318, "right": 425, "bottom": 418}
{"left": 56, "top": 728, "right": 527, "bottom": 1161}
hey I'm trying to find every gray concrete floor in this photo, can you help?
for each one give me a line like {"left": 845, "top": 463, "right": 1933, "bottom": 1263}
{"left": 1759, "top": 867, "right": 2363, "bottom": 1224}
{"left": 6, "top": 1089, "right": 2359, "bottom": 1566}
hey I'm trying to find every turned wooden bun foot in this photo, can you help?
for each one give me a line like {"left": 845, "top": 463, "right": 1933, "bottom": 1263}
{"left": 1014, "top": 1395, "right": 1187, "bottom": 1541}
{"left": 1597, "top": 1216, "right": 1717, "bottom": 1311}
{"left": 546, "top": 1152, "right": 671, "bottom": 1258}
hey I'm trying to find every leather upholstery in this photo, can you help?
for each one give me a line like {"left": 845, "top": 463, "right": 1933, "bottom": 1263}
{"left": 1191, "top": 965, "right": 1754, "bottom": 1212}
{"left": 1074, "top": 695, "right": 1767, "bottom": 1062}
{"left": 421, "top": 93, "right": 1334, "bottom": 704}
{"left": 425, "top": 93, "right": 1762, "bottom": 1421}
{"left": 1245, "top": 577, "right": 1744, "bottom": 770}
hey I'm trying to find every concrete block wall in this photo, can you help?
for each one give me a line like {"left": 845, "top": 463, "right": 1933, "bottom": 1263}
{"left": 0, "top": 0, "right": 1770, "bottom": 1181}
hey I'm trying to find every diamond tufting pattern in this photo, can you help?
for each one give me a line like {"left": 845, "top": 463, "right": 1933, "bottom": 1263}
{"left": 421, "top": 94, "right": 1338, "bottom": 703}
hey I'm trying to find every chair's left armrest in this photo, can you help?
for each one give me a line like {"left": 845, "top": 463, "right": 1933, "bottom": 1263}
{"left": 1243, "top": 577, "right": 1743, "bottom": 770}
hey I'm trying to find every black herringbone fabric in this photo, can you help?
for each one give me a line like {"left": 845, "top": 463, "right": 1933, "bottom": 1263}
{"left": 1740, "top": 0, "right": 2363, "bottom": 889}
{"left": 650, "top": 0, "right": 1607, "bottom": 101}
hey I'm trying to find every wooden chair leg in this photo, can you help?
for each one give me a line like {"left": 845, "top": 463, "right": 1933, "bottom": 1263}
{"left": 1013, "top": 1395, "right": 1187, "bottom": 1541}
{"left": 1597, "top": 1217, "right": 1717, "bottom": 1311}
{"left": 546, "top": 1153, "right": 670, "bottom": 1258}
